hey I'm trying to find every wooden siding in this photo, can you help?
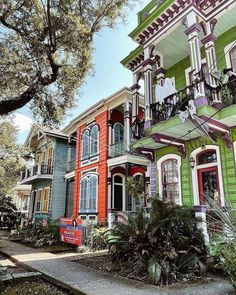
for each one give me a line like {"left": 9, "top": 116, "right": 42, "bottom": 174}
{"left": 73, "top": 111, "right": 109, "bottom": 223}
{"left": 155, "top": 128, "right": 236, "bottom": 207}
{"left": 50, "top": 138, "right": 68, "bottom": 219}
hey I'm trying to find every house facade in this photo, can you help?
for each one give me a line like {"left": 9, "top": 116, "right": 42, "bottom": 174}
{"left": 20, "top": 125, "right": 69, "bottom": 221}
{"left": 122, "top": 0, "right": 236, "bottom": 235}
{"left": 12, "top": 184, "right": 31, "bottom": 217}
{"left": 63, "top": 88, "right": 151, "bottom": 229}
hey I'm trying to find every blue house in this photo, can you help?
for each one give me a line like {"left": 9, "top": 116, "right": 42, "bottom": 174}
{"left": 20, "top": 125, "right": 71, "bottom": 221}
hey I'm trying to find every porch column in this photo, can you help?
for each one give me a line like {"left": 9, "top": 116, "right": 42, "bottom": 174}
{"left": 185, "top": 12, "right": 206, "bottom": 106}
{"left": 143, "top": 47, "right": 154, "bottom": 128}
{"left": 201, "top": 20, "right": 221, "bottom": 107}
{"left": 150, "top": 161, "right": 157, "bottom": 197}
{"left": 124, "top": 101, "right": 131, "bottom": 152}
{"left": 108, "top": 111, "right": 113, "bottom": 158}
{"left": 131, "top": 76, "right": 141, "bottom": 124}
{"left": 194, "top": 206, "right": 209, "bottom": 245}
{"left": 107, "top": 174, "right": 113, "bottom": 228}
{"left": 155, "top": 67, "right": 166, "bottom": 86}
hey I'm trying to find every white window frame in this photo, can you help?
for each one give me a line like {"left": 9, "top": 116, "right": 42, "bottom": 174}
{"left": 157, "top": 154, "right": 182, "bottom": 206}
{"left": 81, "top": 129, "right": 90, "bottom": 160}
{"left": 224, "top": 40, "right": 236, "bottom": 70}
{"left": 112, "top": 173, "right": 125, "bottom": 211}
{"left": 190, "top": 145, "right": 225, "bottom": 206}
{"left": 90, "top": 125, "right": 99, "bottom": 157}
{"left": 79, "top": 173, "right": 98, "bottom": 212}
{"left": 113, "top": 123, "right": 124, "bottom": 144}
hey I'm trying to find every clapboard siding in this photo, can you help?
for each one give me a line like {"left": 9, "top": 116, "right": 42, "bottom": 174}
{"left": 50, "top": 138, "right": 68, "bottom": 220}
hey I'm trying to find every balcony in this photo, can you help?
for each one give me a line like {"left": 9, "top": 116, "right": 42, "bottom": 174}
{"left": 109, "top": 141, "right": 124, "bottom": 158}
{"left": 134, "top": 78, "right": 236, "bottom": 139}
{"left": 20, "top": 164, "right": 53, "bottom": 184}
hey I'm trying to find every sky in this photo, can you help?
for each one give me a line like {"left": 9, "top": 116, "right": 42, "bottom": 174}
{"left": 14, "top": 0, "right": 150, "bottom": 144}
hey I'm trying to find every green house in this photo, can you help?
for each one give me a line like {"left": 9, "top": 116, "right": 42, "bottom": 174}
{"left": 122, "top": 0, "right": 236, "bottom": 239}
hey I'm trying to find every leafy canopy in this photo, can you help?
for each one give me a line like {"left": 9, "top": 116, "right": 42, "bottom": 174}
{"left": 0, "top": 0, "right": 135, "bottom": 125}
{"left": 0, "top": 118, "right": 27, "bottom": 198}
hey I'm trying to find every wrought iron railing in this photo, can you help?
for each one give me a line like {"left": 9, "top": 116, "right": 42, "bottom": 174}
{"left": 109, "top": 141, "right": 124, "bottom": 158}
{"left": 204, "top": 79, "right": 236, "bottom": 105}
{"left": 150, "top": 84, "right": 195, "bottom": 124}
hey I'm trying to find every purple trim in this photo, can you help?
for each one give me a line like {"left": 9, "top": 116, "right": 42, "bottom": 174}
{"left": 152, "top": 133, "right": 185, "bottom": 144}
{"left": 130, "top": 83, "right": 141, "bottom": 91}
{"left": 222, "top": 132, "right": 232, "bottom": 149}
{"left": 155, "top": 67, "right": 166, "bottom": 76}
{"left": 141, "top": 58, "right": 155, "bottom": 68}
{"left": 194, "top": 96, "right": 208, "bottom": 107}
{"left": 201, "top": 34, "right": 216, "bottom": 45}
{"left": 144, "top": 120, "right": 153, "bottom": 129}
{"left": 185, "top": 23, "right": 202, "bottom": 36}
{"left": 194, "top": 205, "right": 207, "bottom": 213}
{"left": 211, "top": 102, "right": 224, "bottom": 110}
{"left": 200, "top": 116, "right": 230, "bottom": 131}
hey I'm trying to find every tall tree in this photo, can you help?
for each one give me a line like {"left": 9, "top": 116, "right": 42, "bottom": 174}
{"left": 0, "top": 0, "right": 135, "bottom": 125}
{"left": 0, "top": 118, "right": 27, "bottom": 198}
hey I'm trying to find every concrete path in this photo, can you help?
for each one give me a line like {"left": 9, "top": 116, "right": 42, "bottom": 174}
{"left": 0, "top": 234, "right": 234, "bottom": 295}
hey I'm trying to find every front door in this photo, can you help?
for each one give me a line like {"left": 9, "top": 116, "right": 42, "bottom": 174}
{"left": 197, "top": 166, "right": 220, "bottom": 204}
{"left": 113, "top": 175, "right": 124, "bottom": 211}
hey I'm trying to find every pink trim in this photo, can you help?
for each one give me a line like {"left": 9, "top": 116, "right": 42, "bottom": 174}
{"left": 185, "top": 23, "right": 202, "bottom": 36}
{"left": 194, "top": 97, "right": 208, "bottom": 107}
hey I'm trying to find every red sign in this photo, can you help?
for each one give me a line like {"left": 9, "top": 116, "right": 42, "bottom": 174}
{"left": 60, "top": 217, "right": 82, "bottom": 246}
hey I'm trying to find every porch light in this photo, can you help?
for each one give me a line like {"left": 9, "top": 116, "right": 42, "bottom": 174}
{"left": 189, "top": 157, "right": 195, "bottom": 169}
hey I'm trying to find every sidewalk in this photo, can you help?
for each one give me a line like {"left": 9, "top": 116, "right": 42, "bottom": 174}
{"left": 0, "top": 234, "right": 234, "bottom": 295}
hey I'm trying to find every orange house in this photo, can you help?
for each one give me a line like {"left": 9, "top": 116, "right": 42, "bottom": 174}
{"left": 63, "top": 88, "right": 151, "bottom": 228}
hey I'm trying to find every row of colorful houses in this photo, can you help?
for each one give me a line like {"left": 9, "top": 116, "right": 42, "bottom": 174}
{"left": 20, "top": 0, "right": 236, "bottom": 238}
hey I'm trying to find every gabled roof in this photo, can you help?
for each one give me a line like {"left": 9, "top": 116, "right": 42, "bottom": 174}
{"left": 25, "top": 124, "right": 68, "bottom": 146}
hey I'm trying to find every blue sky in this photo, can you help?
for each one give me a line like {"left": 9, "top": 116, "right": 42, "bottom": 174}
{"left": 15, "top": 0, "right": 150, "bottom": 143}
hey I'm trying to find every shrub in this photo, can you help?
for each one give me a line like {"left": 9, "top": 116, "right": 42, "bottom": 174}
{"left": 206, "top": 196, "right": 236, "bottom": 289}
{"left": 108, "top": 199, "right": 207, "bottom": 286}
{"left": 10, "top": 219, "right": 62, "bottom": 248}
{"left": 84, "top": 225, "right": 108, "bottom": 252}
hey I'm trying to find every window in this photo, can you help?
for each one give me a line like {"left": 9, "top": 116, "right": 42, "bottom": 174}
{"left": 48, "top": 146, "right": 54, "bottom": 167}
{"left": 82, "top": 130, "right": 89, "bottom": 160}
{"left": 90, "top": 125, "right": 99, "bottom": 157}
{"left": 42, "top": 188, "right": 50, "bottom": 213}
{"left": 81, "top": 125, "right": 99, "bottom": 161}
{"left": 162, "top": 159, "right": 179, "bottom": 203}
{"left": 41, "top": 149, "right": 46, "bottom": 164}
{"left": 157, "top": 154, "right": 182, "bottom": 205}
{"left": 89, "top": 175, "right": 97, "bottom": 210}
{"left": 36, "top": 190, "right": 42, "bottom": 212}
{"left": 80, "top": 174, "right": 98, "bottom": 211}
{"left": 230, "top": 46, "right": 236, "bottom": 71}
{"left": 113, "top": 123, "right": 124, "bottom": 143}
{"left": 197, "top": 150, "right": 217, "bottom": 165}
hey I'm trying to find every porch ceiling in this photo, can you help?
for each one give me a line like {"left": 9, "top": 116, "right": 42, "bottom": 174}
{"left": 154, "top": 5, "right": 236, "bottom": 70}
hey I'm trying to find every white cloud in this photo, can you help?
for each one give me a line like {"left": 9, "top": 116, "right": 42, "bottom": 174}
{"left": 13, "top": 113, "right": 33, "bottom": 133}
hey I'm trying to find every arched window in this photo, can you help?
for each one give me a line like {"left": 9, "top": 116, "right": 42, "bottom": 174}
{"left": 82, "top": 130, "right": 89, "bottom": 160}
{"left": 90, "top": 125, "right": 99, "bottom": 157}
{"left": 157, "top": 154, "right": 182, "bottom": 205}
{"left": 80, "top": 174, "right": 98, "bottom": 211}
{"left": 190, "top": 145, "right": 224, "bottom": 206}
{"left": 80, "top": 178, "right": 88, "bottom": 210}
{"left": 89, "top": 175, "right": 98, "bottom": 210}
{"left": 113, "top": 123, "right": 124, "bottom": 143}
{"left": 162, "top": 159, "right": 179, "bottom": 203}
